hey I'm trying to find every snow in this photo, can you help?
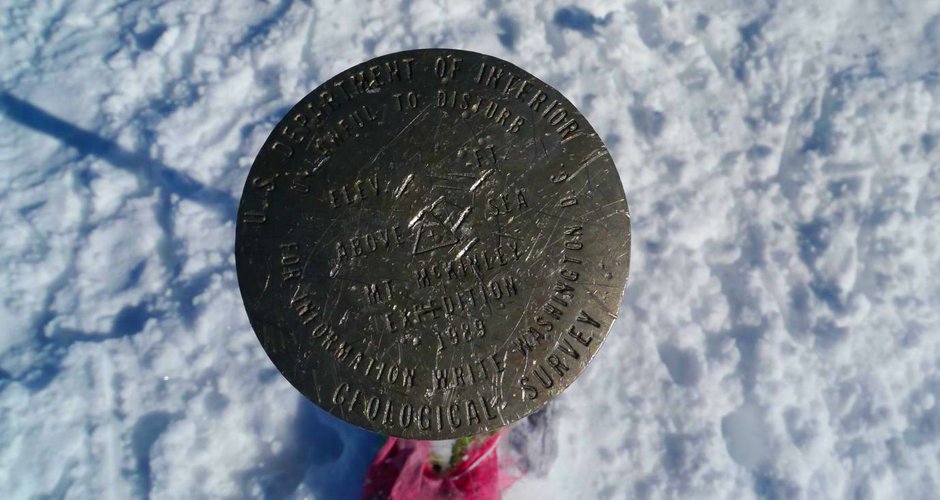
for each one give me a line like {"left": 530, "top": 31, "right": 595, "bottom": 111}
{"left": 2, "top": 0, "right": 940, "bottom": 498}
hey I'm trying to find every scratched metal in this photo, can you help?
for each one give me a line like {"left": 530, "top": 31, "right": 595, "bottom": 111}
{"left": 236, "top": 49, "right": 630, "bottom": 439}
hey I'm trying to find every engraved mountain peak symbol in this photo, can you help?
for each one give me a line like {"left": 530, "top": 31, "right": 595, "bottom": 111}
{"left": 412, "top": 211, "right": 460, "bottom": 254}
{"left": 408, "top": 178, "right": 477, "bottom": 255}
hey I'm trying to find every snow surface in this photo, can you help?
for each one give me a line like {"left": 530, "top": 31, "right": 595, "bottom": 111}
{"left": 3, "top": 0, "right": 940, "bottom": 498}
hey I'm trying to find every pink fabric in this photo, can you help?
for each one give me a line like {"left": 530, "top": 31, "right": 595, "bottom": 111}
{"left": 362, "top": 432, "right": 511, "bottom": 500}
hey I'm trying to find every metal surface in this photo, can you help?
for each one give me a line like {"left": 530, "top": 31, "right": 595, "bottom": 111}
{"left": 236, "top": 49, "right": 630, "bottom": 439}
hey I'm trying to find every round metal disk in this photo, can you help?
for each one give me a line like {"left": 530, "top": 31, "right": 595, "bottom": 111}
{"left": 236, "top": 49, "right": 630, "bottom": 439}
